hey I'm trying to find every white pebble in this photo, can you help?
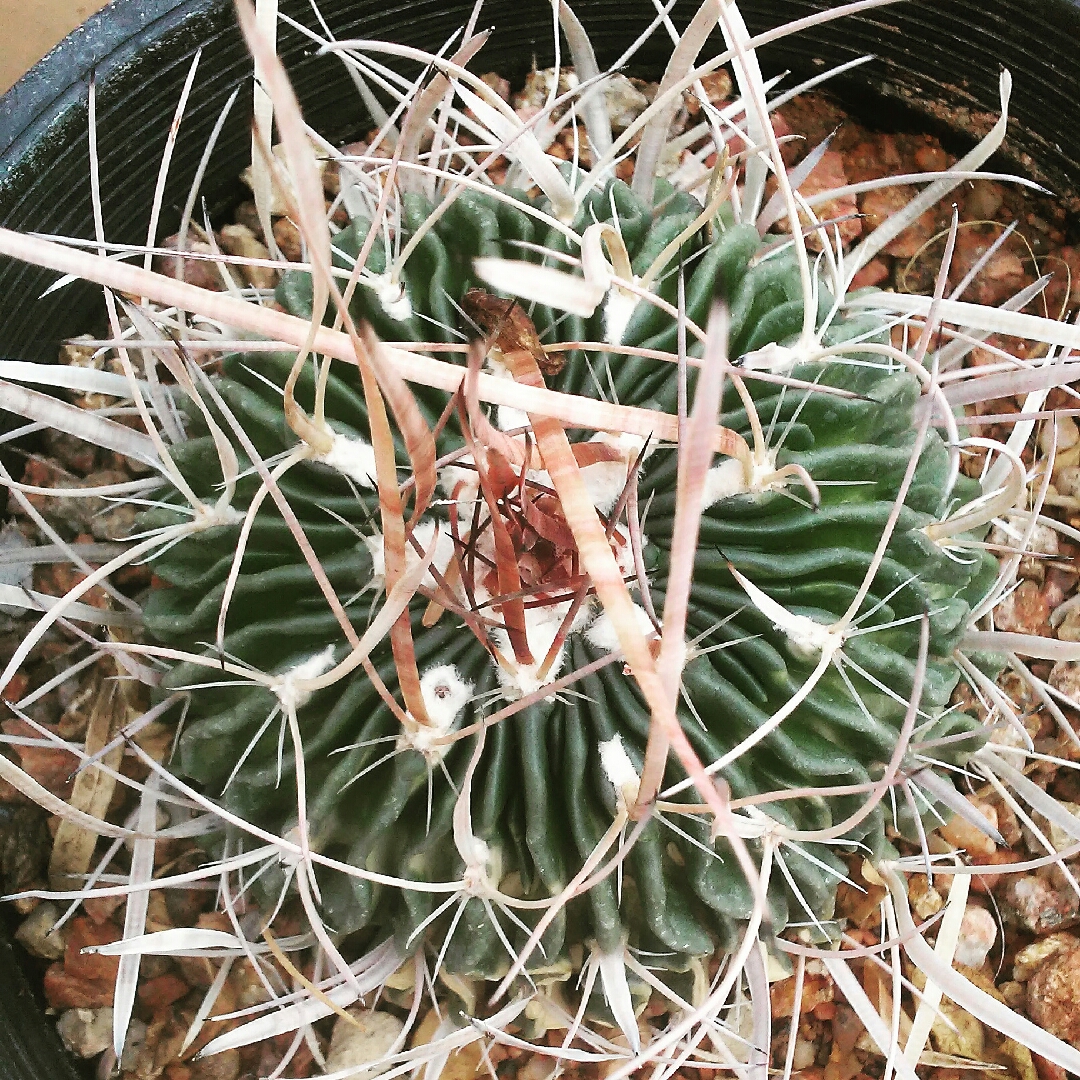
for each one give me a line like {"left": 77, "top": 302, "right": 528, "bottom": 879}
{"left": 56, "top": 1008, "right": 113, "bottom": 1059}
{"left": 15, "top": 902, "right": 66, "bottom": 960}
{"left": 1042, "top": 415, "right": 1079, "bottom": 454}
{"left": 792, "top": 1037, "right": 817, "bottom": 1071}
{"left": 324, "top": 1008, "right": 404, "bottom": 1079}
{"left": 953, "top": 905, "right": 998, "bottom": 969}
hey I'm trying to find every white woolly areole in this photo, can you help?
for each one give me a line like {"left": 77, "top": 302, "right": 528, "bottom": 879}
{"left": 438, "top": 459, "right": 480, "bottom": 517}
{"left": 480, "top": 352, "right": 532, "bottom": 434}
{"left": 279, "top": 824, "right": 309, "bottom": 868}
{"left": 460, "top": 836, "right": 502, "bottom": 895}
{"left": 729, "top": 563, "right": 844, "bottom": 664}
{"left": 784, "top": 613, "right": 841, "bottom": 662}
{"left": 701, "top": 459, "right": 748, "bottom": 508}
{"left": 612, "top": 523, "right": 637, "bottom": 584}
{"left": 375, "top": 275, "right": 413, "bottom": 322}
{"left": 599, "top": 429, "right": 654, "bottom": 461}
{"left": 701, "top": 449, "right": 780, "bottom": 509}
{"left": 586, "top": 602, "right": 656, "bottom": 655}
{"left": 399, "top": 663, "right": 473, "bottom": 763}
{"left": 739, "top": 341, "right": 800, "bottom": 372}
{"left": 579, "top": 459, "right": 627, "bottom": 516}
{"left": 272, "top": 644, "right": 336, "bottom": 713}
{"left": 317, "top": 432, "right": 377, "bottom": 488}
{"left": 419, "top": 664, "right": 473, "bottom": 728}
{"left": 579, "top": 431, "right": 654, "bottom": 515}
{"left": 362, "top": 532, "right": 385, "bottom": 588}
{"left": 192, "top": 501, "right": 245, "bottom": 531}
{"left": 492, "top": 602, "right": 581, "bottom": 700}
{"left": 524, "top": 463, "right": 553, "bottom": 489}
{"left": 603, "top": 285, "right": 639, "bottom": 346}
{"left": 497, "top": 404, "right": 531, "bottom": 432}
{"left": 363, "top": 520, "right": 455, "bottom": 593}
{"left": 599, "top": 734, "right": 640, "bottom": 810}
{"left": 483, "top": 350, "right": 511, "bottom": 378}
{"left": 413, "top": 520, "right": 457, "bottom": 589}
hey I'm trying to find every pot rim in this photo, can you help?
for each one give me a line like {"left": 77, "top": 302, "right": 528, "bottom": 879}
{"left": 0, "top": 0, "right": 220, "bottom": 173}
{"left": 6, "top": 0, "right": 1080, "bottom": 365}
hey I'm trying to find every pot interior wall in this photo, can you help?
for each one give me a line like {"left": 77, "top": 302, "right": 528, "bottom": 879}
{"left": 1, "top": 0, "right": 1080, "bottom": 361}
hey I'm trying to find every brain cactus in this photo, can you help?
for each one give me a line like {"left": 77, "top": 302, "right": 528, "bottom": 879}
{"left": 140, "top": 166, "right": 996, "bottom": 996}
{"left": 7, "top": 0, "right": 1080, "bottom": 1071}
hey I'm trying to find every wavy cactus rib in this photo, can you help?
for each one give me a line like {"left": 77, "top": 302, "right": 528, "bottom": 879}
{"left": 140, "top": 169, "right": 998, "bottom": 996}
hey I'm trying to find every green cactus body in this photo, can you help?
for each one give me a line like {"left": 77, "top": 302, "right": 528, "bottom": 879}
{"left": 141, "top": 175, "right": 996, "bottom": 988}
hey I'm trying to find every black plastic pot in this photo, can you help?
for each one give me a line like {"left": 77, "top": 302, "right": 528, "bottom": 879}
{"left": 0, "top": 0, "right": 1079, "bottom": 1076}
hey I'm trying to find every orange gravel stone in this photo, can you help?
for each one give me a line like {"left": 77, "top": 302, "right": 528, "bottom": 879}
{"left": 43, "top": 964, "right": 114, "bottom": 1009}
{"left": 63, "top": 917, "right": 120, "bottom": 984}
{"left": 139, "top": 973, "right": 191, "bottom": 1011}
